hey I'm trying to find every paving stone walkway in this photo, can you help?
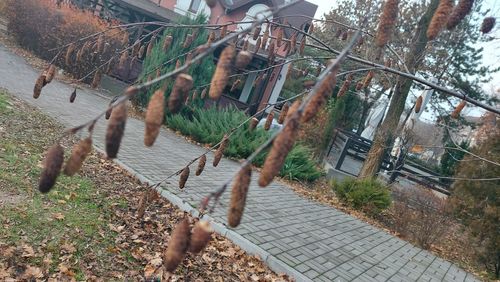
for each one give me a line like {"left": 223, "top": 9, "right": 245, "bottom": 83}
{"left": 0, "top": 44, "right": 479, "bottom": 282}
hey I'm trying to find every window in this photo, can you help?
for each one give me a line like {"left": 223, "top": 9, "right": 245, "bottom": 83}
{"left": 189, "top": 0, "right": 201, "bottom": 13}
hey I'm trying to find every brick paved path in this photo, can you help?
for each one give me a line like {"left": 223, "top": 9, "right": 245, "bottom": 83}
{"left": 0, "top": 44, "right": 479, "bottom": 282}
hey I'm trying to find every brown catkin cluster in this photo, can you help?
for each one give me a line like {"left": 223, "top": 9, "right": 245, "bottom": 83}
{"left": 207, "top": 31, "right": 216, "bottom": 44}
{"left": 427, "top": 0, "right": 454, "bottom": 40}
{"left": 249, "top": 117, "right": 259, "bottom": 130}
{"left": 362, "top": 71, "right": 374, "bottom": 89}
{"left": 200, "top": 87, "right": 208, "bottom": 99}
{"left": 268, "top": 41, "right": 275, "bottom": 64}
{"left": 33, "top": 74, "right": 46, "bottom": 99}
{"left": 105, "top": 102, "right": 127, "bottom": 159}
{"left": 261, "top": 27, "right": 269, "bottom": 49}
{"left": 415, "top": 96, "right": 423, "bottom": 113}
{"left": 277, "top": 102, "right": 290, "bottom": 124}
{"left": 70, "top": 88, "right": 77, "bottom": 103}
{"left": 38, "top": 144, "right": 64, "bottom": 193}
{"left": 230, "top": 79, "right": 241, "bottom": 92}
{"left": 264, "top": 110, "right": 274, "bottom": 130}
{"left": 228, "top": 164, "right": 251, "bottom": 227}
{"left": 451, "top": 100, "right": 467, "bottom": 118}
{"left": 254, "top": 37, "right": 262, "bottom": 54}
{"left": 289, "top": 33, "right": 297, "bottom": 55}
{"left": 44, "top": 65, "right": 56, "bottom": 84}
{"left": 138, "top": 45, "right": 146, "bottom": 59}
{"left": 179, "top": 166, "right": 190, "bottom": 189}
{"left": 189, "top": 221, "right": 212, "bottom": 253}
{"left": 121, "top": 31, "right": 129, "bottom": 46}
{"left": 169, "top": 74, "right": 194, "bottom": 114}
{"left": 276, "top": 27, "right": 283, "bottom": 47}
{"left": 163, "top": 218, "right": 191, "bottom": 272}
{"left": 480, "top": 17, "right": 496, "bottom": 34}
{"left": 220, "top": 25, "right": 227, "bottom": 39}
{"left": 446, "top": 0, "right": 474, "bottom": 30}
{"left": 259, "top": 102, "right": 301, "bottom": 187}
{"left": 91, "top": 70, "right": 102, "bottom": 89}
{"left": 183, "top": 34, "right": 193, "bottom": 49}
{"left": 118, "top": 52, "right": 128, "bottom": 70}
{"left": 146, "top": 38, "right": 155, "bottom": 57}
{"left": 213, "top": 134, "right": 229, "bottom": 167}
{"left": 299, "top": 37, "right": 306, "bottom": 55}
{"left": 209, "top": 45, "right": 235, "bottom": 100}
{"left": 302, "top": 65, "right": 339, "bottom": 123}
{"left": 375, "top": 0, "right": 400, "bottom": 47}
{"left": 196, "top": 155, "right": 207, "bottom": 176}
{"left": 163, "top": 35, "right": 173, "bottom": 51}
{"left": 144, "top": 90, "right": 165, "bottom": 147}
{"left": 253, "top": 26, "right": 262, "bottom": 40}
{"left": 235, "top": 51, "right": 253, "bottom": 69}
{"left": 337, "top": 74, "right": 353, "bottom": 98}
{"left": 64, "top": 137, "right": 92, "bottom": 176}
{"left": 65, "top": 43, "right": 76, "bottom": 66}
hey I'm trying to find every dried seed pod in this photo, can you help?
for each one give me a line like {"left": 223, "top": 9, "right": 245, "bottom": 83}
{"left": 220, "top": 25, "right": 227, "bottom": 39}
{"left": 34, "top": 74, "right": 46, "bottom": 99}
{"left": 213, "top": 134, "right": 229, "bottom": 167}
{"left": 337, "top": 74, "right": 353, "bottom": 98}
{"left": 169, "top": 74, "right": 194, "bottom": 114}
{"left": 183, "top": 34, "right": 193, "bottom": 49}
{"left": 91, "top": 70, "right": 102, "bottom": 89}
{"left": 362, "top": 71, "right": 374, "bottom": 89}
{"left": 289, "top": 32, "right": 297, "bottom": 54}
{"left": 427, "top": 0, "right": 454, "bottom": 40}
{"left": 276, "top": 27, "right": 283, "bottom": 47}
{"left": 299, "top": 36, "right": 306, "bottom": 55}
{"left": 209, "top": 45, "right": 235, "bottom": 100}
{"left": 264, "top": 110, "right": 274, "bottom": 130}
{"left": 163, "top": 35, "right": 173, "bottom": 51}
{"left": 249, "top": 117, "right": 259, "bottom": 130}
{"left": 179, "top": 166, "right": 190, "bottom": 189}
{"left": 375, "top": 0, "right": 400, "bottom": 47}
{"left": 235, "top": 51, "right": 253, "bottom": 69}
{"left": 163, "top": 218, "right": 191, "bottom": 272}
{"left": 38, "top": 144, "right": 64, "bottom": 193}
{"left": 196, "top": 155, "right": 207, "bottom": 176}
{"left": 230, "top": 79, "right": 241, "bottom": 92}
{"left": 64, "top": 137, "right": 92, "bottom": 176}
{"left": 252, "top": 26, "right": 262, "bottom": 40}
{"left": 138, "top": 45, "right": 146, "bottom": 59}
{"left": 205, "top": 0, "right": 217, "bottom": 8}
{"left": 228, "top": 164, "right": 251, "bottom": 227}
{"left": 451, "top": 100, "right": 466, "bottom": 118}
{"left": 118, "top": 52, "right": 128, "bottom": 70}
{"left": 480, "top": 17, "right": 496, "bottom": 34}
{"left": 261, "top": 27, "right": 269, "bottom": 49}
{"left": 189, "top": 221, "right": 212, "bottom": 253}
{"left": 207, "top": 31, "right": 216, "bottom": 44}
{"left": 302, "top": 65, "right": 339, "bottom": 123}
{"left": 415, "top": 96, "right": 423, "bottom": 113}
{"left": 258, "top": 106, "right": 301, "bottom": 187}
{"left": 105, "top": 102, "right": 127, "bottom": 159}
{"left": 96, "top": 34, "right": 105, "bottom": 53}
{"left": 146, "top": 38, "right": 155, "bottom": 57}
{"left": 200, "top": 87, "right": 208, "bottom": 99}
{"left": 446, "top": 0, "right": 474, "bottom": 30}
{"left": 69, "top": 88, "right": 77, "bottom": 103}
{"left": 277, "top": 102, "right": 290, "bottom": 124}
{"left": 121, "top": 31, "right": 129, "bottom": 46}
{"left": 254, "top": 37, "right": 262, "bottom": 54}
{"left": 65, "top": 43, "right": 76, "bottom": 66}
{"left": 144, "top": 90, "right": 165, "bottom": 147}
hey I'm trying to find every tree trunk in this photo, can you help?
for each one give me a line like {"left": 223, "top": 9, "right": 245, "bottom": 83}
{"left": 358, "top": 0, "right": 440, "bottom": 178}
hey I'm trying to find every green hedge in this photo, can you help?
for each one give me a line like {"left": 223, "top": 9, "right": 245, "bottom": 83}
{"left": 167, "top": 107, "right": 323, "bottom": 182}
{"left": 333, "top": 178, "right": 391, "bottom": 214}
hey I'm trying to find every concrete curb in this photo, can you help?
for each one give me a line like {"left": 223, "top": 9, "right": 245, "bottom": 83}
{"left": 92, "top": 146, "right": 312, "bottom": 282}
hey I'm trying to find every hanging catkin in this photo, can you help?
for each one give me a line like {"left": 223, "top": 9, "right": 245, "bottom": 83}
{"left": 249, "top": 117, "right": 259, "bottom": 130}
{"left": 189, "top": 221, "right": 212, "bottom": 253}
{"left": 276, "top": 27, "right": 283, "bottom": 47}
{"left": 264, "top": 110, "right": 274, "bottom": 130}
{"left": 427, "top": 0, "right": 454, "bottom": 40}
{"left": 362, "top": 71, "right": 374, "bottom": 89}
{"left": 169, "top": 74, "right": 194, "bottom": 114}
{"left": 163, "top": 35, "right": 173, "bottom": 51}
{"left": 446, "top": 0, "right": 474, "bottom": 30}
{"left": 230, "top": 79, "right": 242, "bottom": 92}
{"left": 70, "top": 88, "right": 77, "bottom": 103}
{"left": 38, "top": 144, "right": 64, "bottom": 193}
{"left": 209, "top": 45, "right": 235, "bottom": 100}
{"left": 105, "top": 102, "right": 127, "bottom": 159}
{"left": 183, "top": 34, "right": 193, "bottom": 49}
{"left": 302, "top": 65, "right": 339, "bottom": 123}
{"left": 228, "top": 164, "right": 251, "bottom": 227}
{"left": 220, "top": 25, "right": 227, "bottom": 39}
{"left": 277, "top": 102, "right": 290, "bottom": 124}
{"left": 106, "top": 57, "right": 115, "bottom": 74}
{"left": 64, "top": 137, "right": 92, "bottom": 176}
{"left": 254, "top": 37, "right": 262, "bottom": 54}
{"left": 65, "top": 43, "right": 76, "bottom": 66}
{"left": 138, "top": 45, "right": 146, "bottom": 59}
{"left": 175, "top": 59, "right": 182, "bottom": 70}
{"left": 97, "top": 34, "right": 105, "bottom": 53}
{"left": 242, "top": 39, "right": 249, "bottom": 51}
{"left": 121, "top": 31, "right": 129, "bottom": 46}
{"left": 200, "top": 87, "right": 208, "bottom": 99}
{"left": 480, "top": 17, "right": 496, "bottom": 34}
{"left": 337, "top": 74, "right": 353, "bottom": 98}
{"left": 163, "top": 218, "right": 191, "bottom": 272}
{"left": 192, "top": 89, "right": 198, "bottom": 101}
{"left": 355, "top": 81, "right": 364, "bottom": 91}
{"left": 91, "top": 70, "right": 102, "bottom": 89}
{"left": 261, "top": 27, "right": 269, "bottom": 50}
{"left": 213, "top": 134, "right": 229, "bottom": 167}
{"left": 253, "top": 26, "right": 262, "bottom": 40}
{"left": 144, "top": 90, "right": 165, "bottom": 147}
{"left": 196, "top": 155, "right": 207, "bottom": 176}
{"left": 235, "top": 51, "right": 252, "bottom": 69}
{"left": 415, "top": 96, "right": 423, "bottom": 113}
{"left": 375, "top": 0, "right": 400, "bottom": 47}
{"left": 146, "top": 38, "right": 155, "bottom": 57}
{"left": 207, "top": 31, "right": 216, "bottom": 44}
{"left": 341, "top": 31, "right": 349, "bottom": 41}
{"left": 179, "top": 166, "right": 190, "bottom": 189}
{"left": 118, "top": 52, "right": 128, "bottom": 70}
{"left": 258, "top": 102, "right": 301, "bottom": 187}
{"left": 299, "top": 36, "right": 306, "bottom": 55}
{"left": 451, "top": 100, "right": 466, "bottom": 118}
{"left": 268, "top": 41, "right": 275, "bottom": 64}
{"left": 33, "top": 74, "right": 46, "bottom": 99}
{"left": 289, "top": 32, "right": 297, "bottom": 54}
